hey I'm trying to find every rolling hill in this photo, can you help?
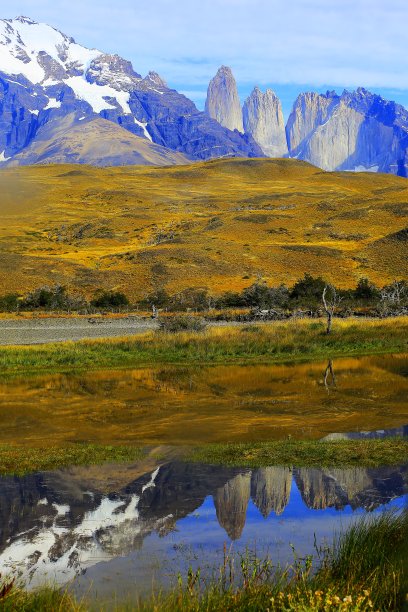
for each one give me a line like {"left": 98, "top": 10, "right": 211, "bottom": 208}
{"left": 0, "top": 158, "right": 407, "bottom": 300}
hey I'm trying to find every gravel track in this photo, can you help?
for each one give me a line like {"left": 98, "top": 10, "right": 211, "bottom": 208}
{"left": 0, "top": 317, "right": 243, "bottom": 346}
{"left": 0, "top": 317, "right": 159, "bottom": 345}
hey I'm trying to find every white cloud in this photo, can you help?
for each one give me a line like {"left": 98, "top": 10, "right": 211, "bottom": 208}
{"left": 8, "top": 0, "right": 408, "bottom": 104}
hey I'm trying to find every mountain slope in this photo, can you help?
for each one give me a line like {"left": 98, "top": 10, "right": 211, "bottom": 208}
{"left": 0, "top": 158, "right": 407, "bottom": 299}
{"left": 0, "top": 17, "right": 262, "bottom": 165}
{"left": 5, "top": 113, "right": 190, "bottom": 167}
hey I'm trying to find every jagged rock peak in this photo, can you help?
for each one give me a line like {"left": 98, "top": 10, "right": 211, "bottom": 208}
{"left": 243, "top": 87, "right": 288, "bottom": 157}
{"left": 145, "top": 71, "right": 167, "bottom": 88}
{"left": 13, "top": 16, "right": 38, "bottom": 25}
{"left": 251, "top": 467, "right": 292, "bottom": 517}
{"left": 205, "top": 65, "right": 244, "bottom": 133}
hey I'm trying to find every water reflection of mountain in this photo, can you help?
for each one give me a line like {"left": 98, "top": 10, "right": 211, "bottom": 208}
{"left": 0, "top": 462, "right": 406, "bottom": 587}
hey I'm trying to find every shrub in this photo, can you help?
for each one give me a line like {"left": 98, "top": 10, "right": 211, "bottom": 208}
{"left": 0, "top": 293, "right": 20, "bottom": 312}
{"left": 169, "top": 288, "right": 211, "bottom": 311}
{"left": 354, "top": 277, "right": 381, "bottom": 301}
{"left": 290, "top": 273, "right": 327, "bottom": 302}
{"left": 139, "top": 288, "right": 170, "bottom": 309}
{"left": 21, "top": 285, "right": 86, "bottom": 311}
{"left": 241, "top": 282, "right": 289, "bottom": 309}
{"left": 158, "top": 315, "right": 207, "bottom": 333}
{"left": 90, "top": 291, "right": 129, "bottom": 309}
{"left": 215, "top": 291, "right": 246, "bottom": 308}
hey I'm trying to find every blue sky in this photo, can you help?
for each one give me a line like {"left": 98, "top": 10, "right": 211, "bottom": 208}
{"left": 8, "top": 0, "right": 408, "bottom": 117}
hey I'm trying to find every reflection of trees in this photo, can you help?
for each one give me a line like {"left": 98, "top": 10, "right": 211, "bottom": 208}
{"left": 324, "top": 359, "right": 336, "bottom": 393}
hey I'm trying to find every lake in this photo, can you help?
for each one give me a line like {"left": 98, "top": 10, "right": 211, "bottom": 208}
{"left": 0, "top": 458, "right": 406, "bottom": 606}
{"left": 0, "top": 352, "right": 406, "bottom": 605}
{"left": 0, "top": 353, "right": 407, "bottom": 446}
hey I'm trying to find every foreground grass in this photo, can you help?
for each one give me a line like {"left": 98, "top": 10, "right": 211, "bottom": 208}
{"left": 0, "top": 317, "right": 407, "bottom": 375}
{"left": 2, "top": 511, "right": 406, "bottom": 611}
{"left": 141, "top": 510, "right": 408, "bottom": 611}
{"left": 187, "top": 439, "right": 408, "bottom": 468}
{"left": 0, "top": 444, "right": 143, "bottom": 476}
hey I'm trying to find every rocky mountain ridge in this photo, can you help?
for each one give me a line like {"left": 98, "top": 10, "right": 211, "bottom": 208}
{"left": 0, "top": 461, "right": 405, "bottom": 589}
{"left": 205, "top": 68, "right": 408, "bottom": 176}
{"left": 0, "top": 16, "right": 407, "bottom": 174}
{"left": 0, "top": 16, "right": 262, "bottom": 166}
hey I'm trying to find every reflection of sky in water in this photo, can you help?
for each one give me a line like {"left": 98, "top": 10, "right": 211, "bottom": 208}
{"left": 0, "top": 458, "right": 405, "bottom": 606}
{"left": 72, "top": 478, "right": 407, "bottom": 605}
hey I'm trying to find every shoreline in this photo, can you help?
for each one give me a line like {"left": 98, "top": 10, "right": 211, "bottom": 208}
{"left": 0, "top": 318, "right": 406, "bottom": 376}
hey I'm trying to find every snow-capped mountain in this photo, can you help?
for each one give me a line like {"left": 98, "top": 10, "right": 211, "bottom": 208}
{"left": 0, "top": 16, "right": 262, "bottom": 166}
{"left": 2, "top": 17, "right": 408, "bottom": 173}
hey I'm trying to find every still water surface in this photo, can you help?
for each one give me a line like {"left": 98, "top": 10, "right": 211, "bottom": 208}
{"left": 0, "top": 458, "right": 406, "bottom": 604}
{"left": 0, "top": 354, "right": 407, "bottom": 445}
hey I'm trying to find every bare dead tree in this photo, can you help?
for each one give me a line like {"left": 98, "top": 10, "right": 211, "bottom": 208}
{"left": 324, "top": 359, "right": 336, "bottom": 393}
{"left": 380, "top": 280, "right": 406, "bottom": 307}
{"left": 322, "top": 284, "right": 342, "bottom": 334}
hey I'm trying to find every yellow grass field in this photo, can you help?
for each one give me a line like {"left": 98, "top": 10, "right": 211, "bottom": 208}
{"left": 0, "top": 158, "right": 407, "bottom": 299}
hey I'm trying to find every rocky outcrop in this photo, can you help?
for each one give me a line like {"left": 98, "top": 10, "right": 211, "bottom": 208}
{"left": 243, "top": 87, "right": 288, "bottom": 157}
{"left": 294, "top": 465, "right": 407, "bottom": 510}
{"left": 286, "top": 89, "right": 408, "bottom": 176}
{"left": 205, "top": 66, "right": 244, "bottom": 133}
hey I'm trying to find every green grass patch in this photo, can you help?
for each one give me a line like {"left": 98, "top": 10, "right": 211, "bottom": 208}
{"left": 0, "top": 584, "right": 81, "bottom": 612}
{"left": 0, "top": 318, "right": 407, "bottom": 376}
{"left": 0, "top": 444, "right": 143, "bottom": 476}
{"left": 187, "top": 439, "right": 408, "bottom": 468}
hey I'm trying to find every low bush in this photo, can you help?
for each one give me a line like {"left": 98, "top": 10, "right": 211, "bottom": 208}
{"left": 158, "top": 315, "right": 207, "bottom": 333}
{"left": 90, "top": 290, "right": 129, "bottom": 309}
{"left": 0, "top": 293, "right": 20, "bottom": 312}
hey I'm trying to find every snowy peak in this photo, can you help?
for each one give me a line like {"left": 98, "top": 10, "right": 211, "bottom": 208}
{"left": 86, "top": 53, "right": 142, "bottom": 92}
{"left": 0, "top": 16, "right": 261, "bottom": 166}
{"left": 0, "top": 16, "right": 101, "bottom": 84}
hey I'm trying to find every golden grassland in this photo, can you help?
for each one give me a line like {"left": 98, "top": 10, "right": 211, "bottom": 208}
{"left": 0, "top": 158, "right": 407, "bottom": 299}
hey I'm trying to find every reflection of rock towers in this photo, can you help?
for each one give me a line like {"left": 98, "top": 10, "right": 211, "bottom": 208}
{"left": 251, "top": 467, "right": 292, "bottom": 518}
{"left": 293, "top": 466, "right": 407, "bottom": 511}
{"left": 214, "top": 472, "right": 251, "bottom": 540}
{"left": 214, "top": 468, "right": 293, "bottom": 539}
